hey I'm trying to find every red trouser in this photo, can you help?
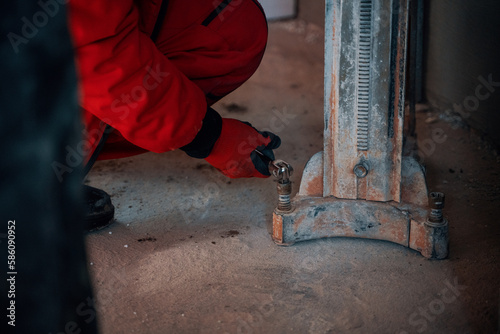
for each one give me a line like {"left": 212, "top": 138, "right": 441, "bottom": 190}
{"left": 99, "top": 0, "right": 268, "bottom": 160}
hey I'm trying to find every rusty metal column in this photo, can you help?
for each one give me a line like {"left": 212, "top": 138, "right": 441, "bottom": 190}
{"left": 272, "top": 0, "right": 449, "bottom": 259}
{"left": 324, "top": 0, "right": 406, "bottom": 202}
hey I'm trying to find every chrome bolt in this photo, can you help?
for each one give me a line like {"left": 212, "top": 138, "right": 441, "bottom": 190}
{"left": 428, "top": 192, "right": 445, "bottom": 224}
{"left": 271, "top": 160, "right": 293, "bottom": 212}
{"left": 354, "top": 162, "right": 370, "bottom": 178}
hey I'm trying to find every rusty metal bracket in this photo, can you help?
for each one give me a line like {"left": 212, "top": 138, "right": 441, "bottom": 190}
{"left": 271, "top": 0, "right": 449, "bottom": 259}
{"left": 272, "top": 153, "right": 449, "bottom": 259}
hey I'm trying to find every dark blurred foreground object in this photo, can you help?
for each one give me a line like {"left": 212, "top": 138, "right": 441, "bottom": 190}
{"left": 0, "top": 1, "right": 97, "bottom": 333}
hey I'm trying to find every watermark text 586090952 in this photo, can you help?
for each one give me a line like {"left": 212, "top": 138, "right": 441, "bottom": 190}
{"left": 6, "top": 220, "right": 17, "bottom": 327}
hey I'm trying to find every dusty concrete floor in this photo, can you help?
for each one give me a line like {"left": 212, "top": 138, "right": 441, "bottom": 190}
{"left": 85, "top": 21, "right": 500, "bottom": 334}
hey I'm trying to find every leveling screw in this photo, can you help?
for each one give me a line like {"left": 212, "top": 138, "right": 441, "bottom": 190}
{"left": 428, "top": 192, "right": 445, "bottom": 225}
{"left": 271, "top": 160, "right": 293, "bottom": 212}
{"left": 253, "top": 149, "right": 294, "bottom": 213}
{"left": 277, "top": 180, "right": 292, "bottom": 211}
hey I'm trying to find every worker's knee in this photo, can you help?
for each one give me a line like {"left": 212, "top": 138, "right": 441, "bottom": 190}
{"left": 211, "top": 0, "right": 268, "bottom": 59}
{"left": 204, "top": 0, "right": 268, "bottom": 100}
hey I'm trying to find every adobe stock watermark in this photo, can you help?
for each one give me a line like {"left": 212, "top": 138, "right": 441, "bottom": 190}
{"left": 261, "top": 106, "right": 298, "bottom": 134}
{"left": 51, "top": 64, "right": 170, "bottom": 182}
{"left": 399, "top": 277, "right": 467, "bottom": 334}
{"left": 415, "top": 73, "right": 499, "bottom": 164}
{"left": 451, "top": 74, "right": 500, "bottom": 124}
{"left": 174, "top": 106, "right": 298, "bottom": 226}
{"left": 7, "top": 0, "right": 69, "bottom": 54}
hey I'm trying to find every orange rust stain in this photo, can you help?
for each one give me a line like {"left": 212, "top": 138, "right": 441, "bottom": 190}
{"left": 367, "top": 187, "right": 387, "bottom": 202}
{"left": 357, "top": 176, "right": 367, "bottom": 200}
{"left": 370, "top": 214, "right": 409, "bottom": 245}
{"left": 272, "top": 213, "right": 283, "bottom": 244}
{"left": 329, "top": 74, "right": 336, "bottom": 112}
{"left": 409, "top": 220, "right": 430, "bottom": 255}
{"left": 304, "top": 174, "right": 323, "bottom": 197}
{"left": 312, "top": 220, "right": 330, "bottom": 231}
{"left": 386, "top": 223, "right": 407, "bottom": 244}
{"left": 387, "top": 13, "right": 408, "bottom": 204}
{"left": 312, "top": 219, "right": 350, "bottom": 237}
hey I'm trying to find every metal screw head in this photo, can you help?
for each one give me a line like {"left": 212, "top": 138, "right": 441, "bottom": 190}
{"left": 271, "top": 160, "right": 293, "bottom": 183}
{"left": 354, "top": 162, "right": 369, "bottom": 178}
{"left": 429, "top": 192, "right": 445, "bottom": 209}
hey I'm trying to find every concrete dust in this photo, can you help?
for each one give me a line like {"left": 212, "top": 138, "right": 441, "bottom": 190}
{"left": 85, "top": 20, "right": 500, "bottom": 333}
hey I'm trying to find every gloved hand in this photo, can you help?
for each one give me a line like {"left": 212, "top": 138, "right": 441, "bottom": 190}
{"left": 205, "top": 118, "right": 281, "bottom": 178}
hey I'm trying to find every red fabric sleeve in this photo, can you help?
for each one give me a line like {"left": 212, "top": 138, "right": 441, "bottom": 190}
{"left": 67, "top": 0, "right": 207, "bottom": 153}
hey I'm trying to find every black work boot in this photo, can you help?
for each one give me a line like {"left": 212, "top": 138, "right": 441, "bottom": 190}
{"left": 83, "top": 185, "right": 115, "bottom": 232}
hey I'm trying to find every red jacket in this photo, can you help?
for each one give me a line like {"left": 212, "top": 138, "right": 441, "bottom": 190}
{"left": 68, "top": 0, "right": 207, "bottom": 162}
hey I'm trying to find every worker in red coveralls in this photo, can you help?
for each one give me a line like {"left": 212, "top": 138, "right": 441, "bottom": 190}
{"left": 67, "top": 0, "right": 281, "bottom": 231}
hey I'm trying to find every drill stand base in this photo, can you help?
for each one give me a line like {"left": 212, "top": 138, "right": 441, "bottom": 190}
{"left": 272, "top": 152, "right": 449, "bottom": 259}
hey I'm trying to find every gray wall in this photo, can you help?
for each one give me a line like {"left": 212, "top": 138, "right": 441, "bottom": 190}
{"left": 424, "top": 0, "right": 500, "bottom": 146}
{"left": 261, "top": 0, "right": 297, "bottom": 20}
{"left": 297, "top": 0, "right": 500, "bottom": 146}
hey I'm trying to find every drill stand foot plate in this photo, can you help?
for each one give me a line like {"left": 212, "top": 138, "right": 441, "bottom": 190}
{"left": 272, "top": 152, "right": 449, "bottom": 259}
